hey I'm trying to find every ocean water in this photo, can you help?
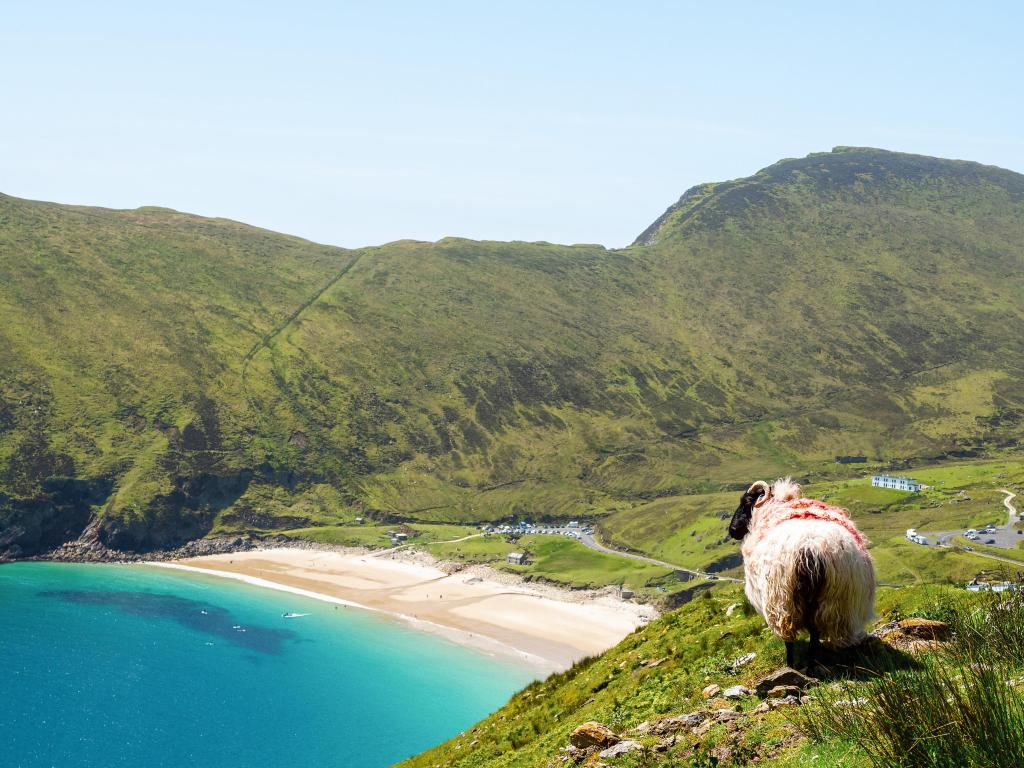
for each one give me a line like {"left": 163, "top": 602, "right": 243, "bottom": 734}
{"left": 0, "top": 562, "right": 537, "bottom": 768}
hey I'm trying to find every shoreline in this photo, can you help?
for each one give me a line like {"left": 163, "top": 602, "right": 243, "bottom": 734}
{"left": 155, "top": 546, "right": 657, "bottom": 673}
{"left": 149, "top": 561, "right": 557, "bottom": 672}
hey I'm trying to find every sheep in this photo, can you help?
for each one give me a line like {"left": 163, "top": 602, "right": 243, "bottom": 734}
{"left": 727, "top": 477, "right": 876, "bottom": 670}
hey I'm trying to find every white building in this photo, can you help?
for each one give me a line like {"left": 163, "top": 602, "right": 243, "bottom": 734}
{"left": 507, "top": 552, "right": 528, "bottom": 565}
{"left": 872, "top": 475, "right": 921, "bottom": 492}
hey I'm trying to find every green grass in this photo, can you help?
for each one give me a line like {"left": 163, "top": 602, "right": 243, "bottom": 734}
{"left": 427, "top": 534, "right": 519, "bottom": 563}
{"left": 429, "top": 533, "right": 676, "bottom": 591}
{"left": 599, "top": 492, "right": 739, "bottom": 572}
{"left": 506, "top": 535, "right": 674, "bottom": 590}
{"left": 279, "top": 522, "right": 477, "bottom": 548}
{"left": 2, "top": 148, "right": 1024, "bottom": 559}
{"left": 868, "top": 540, "right": 992, "bottom": 585}
{"left": 396, "top": 582, "right": 1010, "bottom": 768}
{"left": 803, "top": 590, "right": 1024, "bottom": 767}
{"left": 952, "top": 535, "right": 1024, "bottom": 565}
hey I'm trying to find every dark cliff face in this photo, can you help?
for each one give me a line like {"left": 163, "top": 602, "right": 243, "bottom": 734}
{"left": 96, "top": 471, "right": 252, "bottom": 553}
{"left": 0, "top": 477, "right": 112, "bottom": 559}
{"left": 0, "top": 471, "right": 255, "bottom": 558}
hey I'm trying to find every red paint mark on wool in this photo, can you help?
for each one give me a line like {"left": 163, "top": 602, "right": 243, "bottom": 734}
{"left": 763, "top": 498, "right": 869, "bottom": 552}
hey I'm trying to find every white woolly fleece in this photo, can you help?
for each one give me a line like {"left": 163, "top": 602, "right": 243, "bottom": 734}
{"left": 741, "top": 478, "right": 876, "bottom": 648}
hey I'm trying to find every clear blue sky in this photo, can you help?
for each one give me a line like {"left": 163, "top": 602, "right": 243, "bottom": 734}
{"left": 3, "top": 1, "right": 1022, "bottom": 248}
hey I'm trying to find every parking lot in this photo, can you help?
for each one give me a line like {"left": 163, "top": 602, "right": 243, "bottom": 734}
{"left": 927, "top": 490, "right": 1019, "bottom": 550}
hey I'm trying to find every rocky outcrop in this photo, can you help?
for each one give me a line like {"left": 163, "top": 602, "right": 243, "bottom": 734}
{"left": 0, "top": 475, "right": 113, "bottom": 560}
{"left": 875, "top": 618, "right": 951, "bottom": 654}
{"left": 569, "top": 722, "right": 619, "bottom": 750}
{"left": 97, "top": 471, "right": 252, "bottom": 552}
{"left": 754, "top": 667, "right": 818, "bottom": 697}
{"left": 43, "top": 532, "right": 258, "bottom": 563}
{"left": 598, "top": 740, "right": 642, "bottom": 758}
{"left": 648, "top": 713, "right": 704, "bottom": 735}
{"left": 723, "top": 684, "right": 753, "bottom": 699}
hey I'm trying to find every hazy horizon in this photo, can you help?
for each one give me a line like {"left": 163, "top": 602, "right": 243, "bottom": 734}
{"left": 3, "top": 1, "right": 1022, "bottom": 249}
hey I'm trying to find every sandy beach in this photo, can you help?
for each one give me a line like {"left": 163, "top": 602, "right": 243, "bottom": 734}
{"left": 155, "top": 548, "right": 656, "bottom": 672}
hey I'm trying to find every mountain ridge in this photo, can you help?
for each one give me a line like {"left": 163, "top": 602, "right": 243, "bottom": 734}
{"left": 634, "top": 146, "right": 1024, "bottom": 246}
{"left": 1, "top": 147, "right": 1022, "bottom": 558}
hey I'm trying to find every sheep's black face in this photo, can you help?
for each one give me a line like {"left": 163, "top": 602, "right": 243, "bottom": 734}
{"left": 728, "top": 488, "right": 764, "bottom": 540}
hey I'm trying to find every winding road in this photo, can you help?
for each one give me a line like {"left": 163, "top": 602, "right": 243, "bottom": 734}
{"left": 924, "top": 489, "right": 1023, "bottom": 569}
{"left": 1001, "top": 489, "right": 1018, "bottom": 523}
{"left": 577, "top": 531, "right": 740, "bottom": 583}
{"left": 375, "top": 526, "right": 738, "bottom": 583}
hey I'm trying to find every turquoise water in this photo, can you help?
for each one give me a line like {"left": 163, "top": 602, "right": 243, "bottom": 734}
{"left": 0, "top": 562, "right": 537, "bottom": 768}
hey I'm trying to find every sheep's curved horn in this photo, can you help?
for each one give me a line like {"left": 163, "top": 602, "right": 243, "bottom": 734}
{"left": 747, "top": 480, "right": 771, "bottom": 507}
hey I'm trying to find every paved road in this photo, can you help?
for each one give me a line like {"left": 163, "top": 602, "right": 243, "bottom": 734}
{"left": 923, "top": 488, "right": 1022, "bottom": 554}
{"left": 371, "top": 531, "right": 485, "bottom": 557}
{"left": 480, "top": 525, "right": 738, "bottom": 582}
{"left": 574, "top": 530, "right": 740, "bottom": 583}
{"left": 375, "top": 524, "right": 738, "bottom": 582}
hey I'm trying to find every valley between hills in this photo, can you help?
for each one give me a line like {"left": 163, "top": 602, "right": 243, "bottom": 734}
{"left": 3, "top": 146, "right": 1024, "bottom": 766}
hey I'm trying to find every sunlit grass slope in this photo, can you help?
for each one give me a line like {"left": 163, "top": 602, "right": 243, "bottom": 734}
{"left": 1, "top": 147, "right": 1022, "bottom": 555}
{"left": 398, "top": 582, "right": 1016, "bottom": 768}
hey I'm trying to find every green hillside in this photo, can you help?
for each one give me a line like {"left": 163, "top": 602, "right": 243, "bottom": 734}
{"left": 1, "top": 147, "right": 1023, "bottom": 557}
{"left": 397, "top": 582, "right": 1024, "bottom": 768}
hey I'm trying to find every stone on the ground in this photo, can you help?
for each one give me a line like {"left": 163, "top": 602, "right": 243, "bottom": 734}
{"left": 875, "top": 618, "right": 951, "bottom": 654}
{"left": 723, "top": 685, "right": 753, "bottom": 699}
{"left": 766, "top": 684, "right": 802, "bottom": 698}
{"left": 649, "top": 713, "right": 704, "bottom": 734}
{"left": 754, "top": 667, "right": 818, "bottom": 697}
{"left": 569, "top": 722, "right": 619, "bottom": 749}
{"left": 713, "top": 708, "right": 745, "bottom": 722}
{"left": 701, "top": 683, "right": 721, "bottom": 698}
{"left": 599, "top": 740, "right": 642, "bottom": 758}
{"left": 835, "top": 697, "right": 868, "bottom": 707}
{"left": 897, "top": 618, "right": 950, "bottom": 640}
{"left": 641, "top": 657, "right": 668, "bottom": 668}
{"left": 653, "top": 735, "right": 676, "bottom": 752}
{"left": 753, "top": 695, "right": 801, "bottom": 714}
{"left": 731, "top": 652, "right": 756, "bottom": 671}
{"left": 693, "top": 719, "right": 715, "bottom": 738}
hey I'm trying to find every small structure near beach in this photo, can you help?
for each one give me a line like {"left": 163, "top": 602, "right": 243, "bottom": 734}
{"left": 507, "top": 552, "right": 529, "bottom": 565}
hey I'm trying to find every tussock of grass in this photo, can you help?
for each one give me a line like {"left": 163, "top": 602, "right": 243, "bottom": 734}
{"left": 802, "top": 591, "right": 1024, "bottom": 768}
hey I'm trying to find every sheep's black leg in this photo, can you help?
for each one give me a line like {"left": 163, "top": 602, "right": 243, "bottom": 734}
{"left": 785, "top": 641, "right": 795, "bottom": 669}
{"left": 807, "top": 626, "right": 821, "bottom": 670}
{"left": 796, "top": 549, "right": 826, "bottom": 673}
